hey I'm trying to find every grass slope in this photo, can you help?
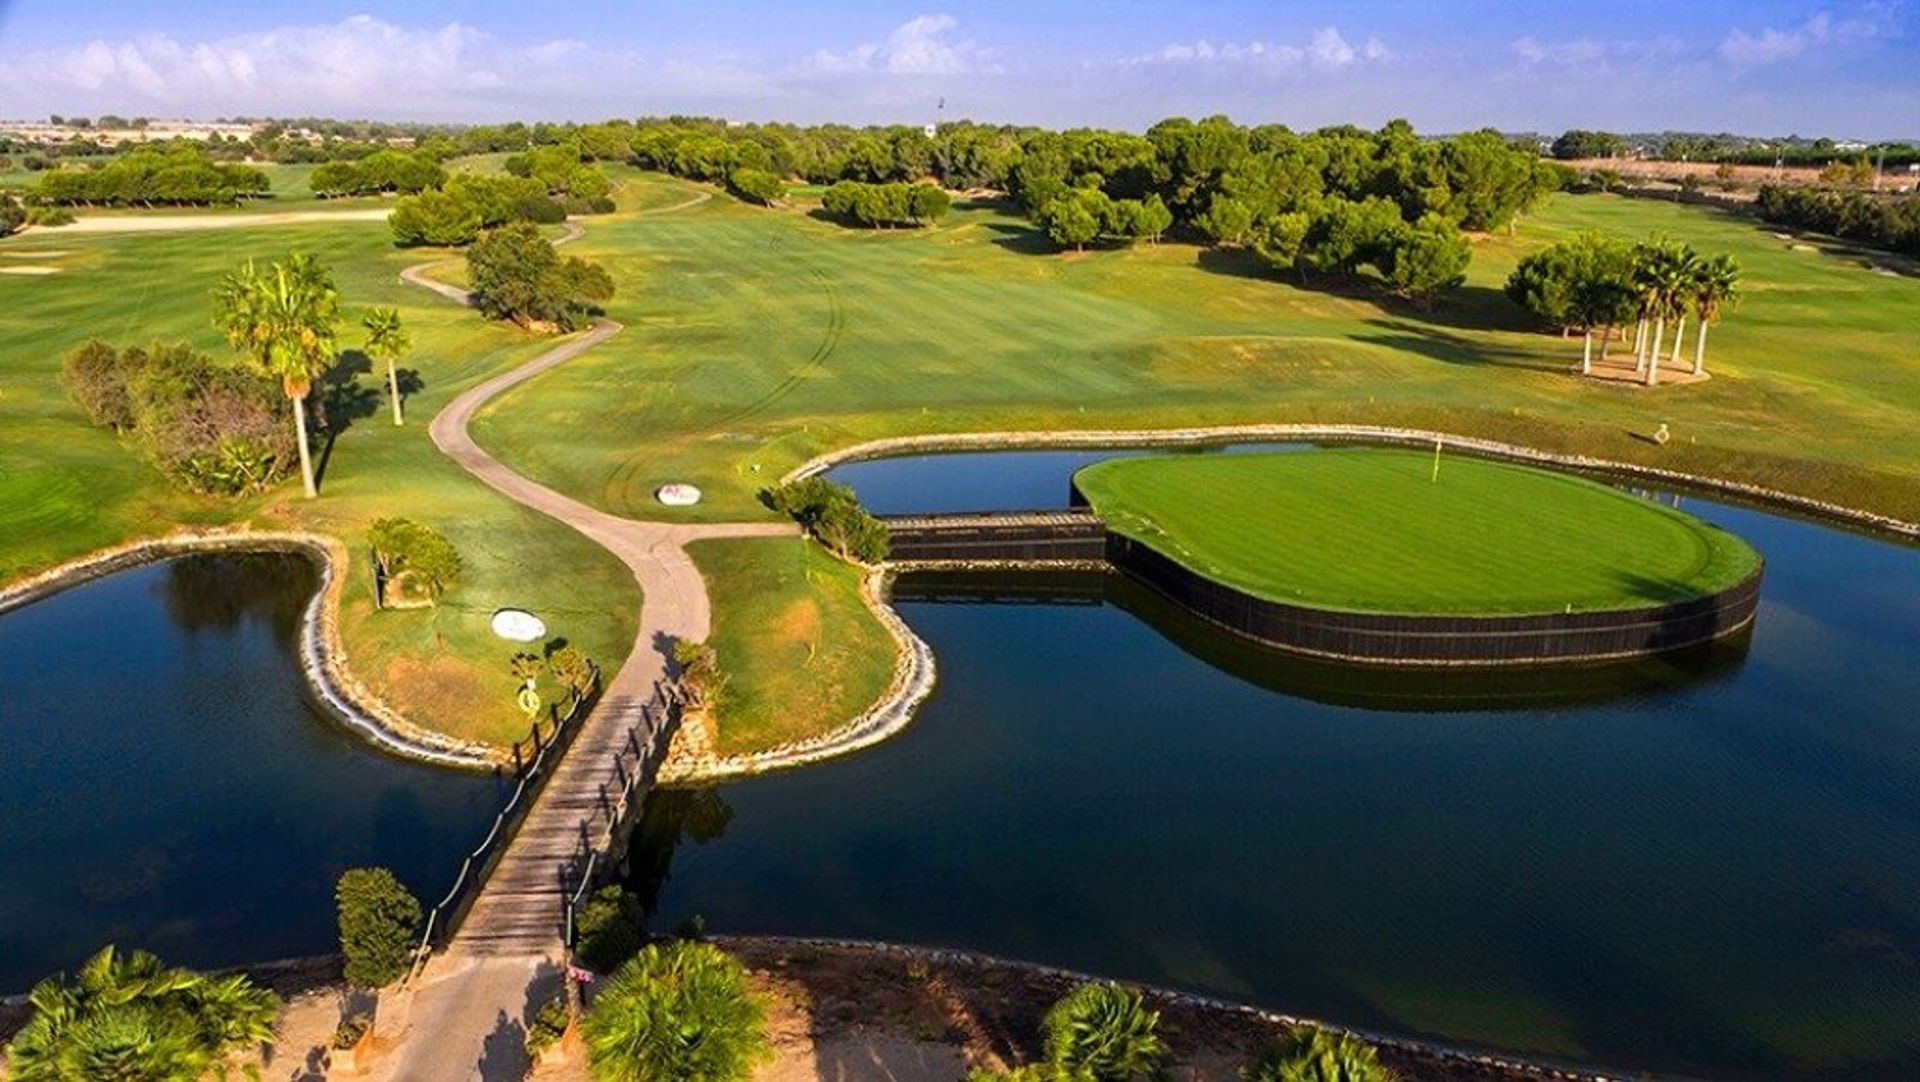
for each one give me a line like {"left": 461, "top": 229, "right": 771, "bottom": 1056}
{"left": 687, "top": 537, "right": 894, "bottom": 755}
{"left": 1076, "top": 449, "right": 1760, "bottom": 615}
{"left": 473, "top": 189, "right": 1920, "bottom": 527}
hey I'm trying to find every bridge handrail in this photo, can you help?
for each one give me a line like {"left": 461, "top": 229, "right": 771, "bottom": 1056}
{"left": 561, "top": 683, "right": 681, "bottom": 947}
{"left": 412, "top": 664, "right": 604, "bottom": 963}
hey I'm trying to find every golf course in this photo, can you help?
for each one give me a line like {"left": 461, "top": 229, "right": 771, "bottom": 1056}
{"left": 1073, "top": 447, "right": 1762, "bottom": 615}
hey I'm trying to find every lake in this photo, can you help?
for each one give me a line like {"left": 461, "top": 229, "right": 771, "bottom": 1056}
{"left": 0, "top": 551, "right": 502, "bottom": 992}
{"left": 626, "top": 446, "right": 1920, "bottom": 1080}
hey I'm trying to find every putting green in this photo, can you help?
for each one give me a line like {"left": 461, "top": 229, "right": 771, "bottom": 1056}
{"left": 1074, "top": 448, "right": 1761, "bottom": 616}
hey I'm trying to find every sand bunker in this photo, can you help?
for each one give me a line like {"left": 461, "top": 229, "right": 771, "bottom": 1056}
{"left": 0, "top": 265, "right": 61, "bottom": 275}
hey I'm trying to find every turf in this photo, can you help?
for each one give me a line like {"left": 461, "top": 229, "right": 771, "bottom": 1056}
{"left": 472, "top": 189, "right": 1920, "bottom": 528}
{"left": 686, "top": 537, "right": 896, "bottom": 755}
{"left": 1075, "top": 448, "right": 1761, "bottom": 615}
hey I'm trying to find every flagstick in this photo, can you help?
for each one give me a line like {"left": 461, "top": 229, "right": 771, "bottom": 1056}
{"left": 1431, "top": 436, "right": 1442, "bottom": 482}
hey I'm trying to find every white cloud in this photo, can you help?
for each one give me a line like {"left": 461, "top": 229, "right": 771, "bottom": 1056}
{"left": 806, "top": 13, "right": 989, "bottom": 76}
{"left": 1511, "top": 36, "right": 1608, "bottom": 66}
{"left": 1720, "top": 5, "right": 1899, "bottom": 65}
{"left": 1129, "top": 26, "right": 1389, "bottom": 74}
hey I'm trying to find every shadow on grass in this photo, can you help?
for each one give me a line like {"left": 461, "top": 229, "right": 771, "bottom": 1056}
{"left": 311, "top": 349, "right": 381, "bottom": 492}
{"left": 1351, "top": 319, "right": 1570, "bottom": 373}
{"left": 981, "top": 220, "right": 1059, "bottom": 256}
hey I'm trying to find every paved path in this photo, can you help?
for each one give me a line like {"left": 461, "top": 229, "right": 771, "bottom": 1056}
{"left": 381, "top": 204, "right": 793, "bottom": 1081}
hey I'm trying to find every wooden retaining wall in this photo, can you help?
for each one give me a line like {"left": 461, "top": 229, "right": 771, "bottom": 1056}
{"left": 882, "top": 510, "right": 1109, "bottom": 562}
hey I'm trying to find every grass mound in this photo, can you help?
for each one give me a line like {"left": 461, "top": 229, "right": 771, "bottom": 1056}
{"left": 1074, "top": 448, "right": 1761, "bottom": 616}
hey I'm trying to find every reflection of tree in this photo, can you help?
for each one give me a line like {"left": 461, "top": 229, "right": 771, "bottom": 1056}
{"left": 619, "top": 787, "right": 733, "bottom": 918}
{"left": 160, "top": 552, "right": 316, "bottom": 637}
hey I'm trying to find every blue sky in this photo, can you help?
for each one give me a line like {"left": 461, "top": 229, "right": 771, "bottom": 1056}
{"left": 0, "top": 1, "right": 1913, "bottom": 137}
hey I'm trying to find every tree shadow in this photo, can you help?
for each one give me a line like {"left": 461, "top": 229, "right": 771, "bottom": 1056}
{"left": 980, "top": 220, "right": 1058, "bottom": 256}
{"left": 395, "top": 366, "right": 427, "bottom": 411}
{"left": 475, "top": 1007, "right": 530, "bottom": 1081}
{"left": 311, "top": 349, "right": 381, "bottom": 490}
{"left": 1350, "top": 318, "right": 1568, "bottom": 372}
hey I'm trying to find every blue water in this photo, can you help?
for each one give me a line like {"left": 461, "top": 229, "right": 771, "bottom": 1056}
{"left": 0, "top": 553, "right": 502, "bottom": 991}
{"left": 626, "top": 448, "right": 1920, "bottom": 1080}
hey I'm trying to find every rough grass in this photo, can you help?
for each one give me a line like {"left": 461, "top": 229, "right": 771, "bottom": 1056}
{"left": 1076, "top": 448, "right": 1760, "bottom": 614}
{"left": 472, "top": 189, "right": 1920, "bottom": 527}
{"left": 686, "top": 537, "right": 895, "bottom": 756}
{"left": 0, "top": 217, "right": 639, "bottom": 747}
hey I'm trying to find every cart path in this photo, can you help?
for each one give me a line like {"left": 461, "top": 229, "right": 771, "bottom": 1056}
{"left": 382, "top": 202, "right": 793, "bottom": 1082}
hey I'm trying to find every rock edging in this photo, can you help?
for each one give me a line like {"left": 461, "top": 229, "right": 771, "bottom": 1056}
{"left": 720, "top": 934, "right": 1627, "bottom": 1082}
{"left": 787, "top": 423, "right": 1920, "bottom": 540}
{"left": 0, "top": 530, "right": 497, "bottom": 770}
{"left": 657, "top": 567, "right": 935, "bottom": 783}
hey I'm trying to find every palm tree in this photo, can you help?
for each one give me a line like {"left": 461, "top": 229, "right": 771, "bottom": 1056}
{"left": 363, "top": 306, "right": 412, "bottom": 426}
{"left": 1664, "top": 245, "right": 1704, "bottom": 373}
{"left": 1041, "top": 981, "right": 1164, "bottom": 1081}
{"left": 583, "top": 940, "right": 768, "bottom": 1082}
{"left": 6, "top": 945, "right": 280, "bottom": 1082}
{"left": 1242, "top": 1026, "right": 1399, "bottom": 1082}
{"left": 1633, "top": 240, "right": 1687, "bottom": 386}
{"left": 1691, "top": 254, "right": 1742, "bottom": 376}
{"left": 214, "top": 254, "right": 341, "bottom": 498}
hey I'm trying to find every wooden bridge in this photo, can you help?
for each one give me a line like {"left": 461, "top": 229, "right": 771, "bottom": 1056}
{"left": 882, "top": 509, "right": 1110, "bottom": 563}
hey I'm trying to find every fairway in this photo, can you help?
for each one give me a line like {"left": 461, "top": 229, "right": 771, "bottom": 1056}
{"left": 1074, "top": 448, "right": 1761, "bottom": 615}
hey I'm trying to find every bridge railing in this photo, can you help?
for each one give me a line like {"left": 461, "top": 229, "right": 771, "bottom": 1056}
{"left": 561, "top": 682, "right": 682, "bottom": 947}
{"left": 411, "top": 664, "right": 604, "bottom": 963}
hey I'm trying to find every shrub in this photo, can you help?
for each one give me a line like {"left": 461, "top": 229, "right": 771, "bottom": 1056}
{"left": 62, "top": 339, "right": 139, "bottom": 429}
{"left": 1240, "top": 1027, "right": 1398, "bottom": 1082}
{"left": 367, "top": 517, "right": 463, "bottom": 606}
{"left": 1041, "top": 981, "right": 1164, "bottom": 1081}
{"left": 671, "top": 640, "right": 722, "bottom": 706}
{"left": 335, "top": 867, "right": 421, "bottom": 989}
{"left": 0, "top": 194, "right": 24, "bottom": 236}
{"left": 583, "top": 940, "right": 769, "bottom": 1082}
{"left": 573, "top": 885, "right": 646, "bottom": 973}
{"left": 763, "top": 477, "right": 888, "bottom": 563}
{"left": 27, "top": 204, "right": 75, "bottom": 227}
{"left": 727, "top": 168, "right": 784, "bottom": 206}
{"left": 525, "top": 996, "right": 570, "bottom": 1059}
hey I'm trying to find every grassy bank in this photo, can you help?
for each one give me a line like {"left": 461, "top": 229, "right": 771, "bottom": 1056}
{"left": 686, "top": 537, "right": 894, "bottom": 756}
{"left": 1076, "top": 448, "right": 1759, "bottom": 614}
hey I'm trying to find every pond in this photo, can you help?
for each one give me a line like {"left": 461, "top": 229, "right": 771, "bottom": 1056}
{"left": 626, "top": 446, "right": 1920, "bottom": 1080}
{"left": 0, "top": 552, "right": 502, "bottom": 993}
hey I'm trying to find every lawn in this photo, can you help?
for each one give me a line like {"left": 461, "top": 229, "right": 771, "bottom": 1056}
{"left": 472, "top": 189, "right": 1920, "bottom": 527}
{"left": 1075, "top": 448, "right": 1760, "bottom": 615}
{"left": 686, "top": 537, "right": 896, "bottom": 755}
{"left": 0, "top": 218, "right": 638, "bottom": 747}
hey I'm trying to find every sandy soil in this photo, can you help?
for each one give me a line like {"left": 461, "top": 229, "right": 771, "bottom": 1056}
{"left": 41, "top": 207, "right": 391, "bottom": 234}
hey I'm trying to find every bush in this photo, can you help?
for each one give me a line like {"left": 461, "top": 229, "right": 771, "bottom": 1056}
{"left": 64, "top": 341, "right": 297, "bottom": 495}
{"left": 1241, "top": 1027, "right": 1398, "bottom": 1082}
{"left": 763, "top": 477, "right": 888, "bottom": 563}
{"left": 368, "top": 517, "right": 463, "bottom": 606}
{"left": 573, "top": 885, "right": 645, "bottom": 973}
{"left": 27, "top": 204, "right": 75, "bottom": 227}
{"left": 1041, "top": 981, "right": 1163, "bottom": 1081}
{"left": 336, "top": 867, "right": 421, "bottom": 989}
{"left": 0, "top": 194, "right": 24, "bottom": 236}
{"left": 525, "top": 996, "right": 570, "bottom": 1059}
{"left": 583, "top": 940, "right": 769, "bottom": 1082}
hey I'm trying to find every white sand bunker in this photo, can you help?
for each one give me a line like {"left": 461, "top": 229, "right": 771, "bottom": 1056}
{"left": 3, "top": 249, "right": 73, "bottom": 257}
{"left": 0, "top": 266, "right": 61, "bottom": 275}
{"left": 1789, "top": 244, "right": 1817, "bottom": 252}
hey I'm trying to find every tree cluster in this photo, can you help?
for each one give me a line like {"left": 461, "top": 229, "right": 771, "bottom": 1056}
{"left": 29, "top": 144, "right": 268, "bottom": 206}
{"left": 389, "top": 173, "right": 566, "bottom": 246}
{"left": 1756, "top": 184, "right": 1920, "bottom": 257}
{"left": 368, "top": 517, "right": 463, "bottom": 607}
{"left": 1507, "top": 234, "right": 1742, "bottom": 381}
{"left": 725, "top": 167, "right": 785, "bottom": 206}
{"left": 819, "top": 180, "right": 951, "bottom": 228}
{"left": 309, "top": 149, "right": 446, "bottom": 197}
{"left": 503, "top": 142, "right": 615, "bottom": 212}
{"left": 763, "top": 478, "right": 889, "bottom": 563}
{"left": 1030, "top": 188, "right": 1172, "bottom": 249}
{"left": 63, "top": 340, "right": 298, "bottom": 495}
{"left": 466, "top": 221, "right": 615, "bottom": 331}
{"left": 1551, "top": 130, "right": 1628, "bottom": 160}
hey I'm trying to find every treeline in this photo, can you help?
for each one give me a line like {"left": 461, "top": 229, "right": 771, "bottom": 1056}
{"left": 1549, "top": 128, "right": 1920, "bottom": 168}
{"left": 27, "top": 144, "right": 268, "bottom": 206}
{"left": 63, "top": 341, "right": 296, "bottom": 494}
{"left": 387, "top": 156, "right": 613, "bottom": 247}
{"left": 1755, "top": 185, "right": 1920, "bottom": 257}
{"left": 310, "top": 149, "right": 446, "bottom": 197}
{"left": 819, "top": 181, "right": 950, "bottom": 228}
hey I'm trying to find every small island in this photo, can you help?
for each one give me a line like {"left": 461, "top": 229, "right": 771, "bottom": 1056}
{"left": 1071, "top": 448, "right": 1764, "bottom": 664}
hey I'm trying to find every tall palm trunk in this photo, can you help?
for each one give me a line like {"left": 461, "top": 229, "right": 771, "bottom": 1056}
{"left": 1646, "top": 317, "right": 1664, "bottom": 386}
{"left": 1693, "top": 321, "right": 1709, "bottom": 375}
{"left": 292, "top": 393, "right": 317, "bottom": 498}
{"left": 387, "top": 360, "right": 404, "bottom": 425}
{"left": 1632, "top": 320, "right": 1646, "bottom": 365}
{"left": 1669, "top": 315, "right": 1687, "bottom": 368}
{"left": 1581, "top": 328, "right": 1593, "bottom": 375}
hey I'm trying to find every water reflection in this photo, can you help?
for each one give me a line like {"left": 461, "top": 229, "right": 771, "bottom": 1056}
{"left": 620, "top": 787, "right": 734, "bottom": 916}
{"left": 894, "top": 568, "right": 1752, "bottom": 712}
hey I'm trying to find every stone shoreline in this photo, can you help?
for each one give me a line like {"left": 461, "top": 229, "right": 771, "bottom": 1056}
{"left": 0, "top": 529, "right": 499, "bottom": 770}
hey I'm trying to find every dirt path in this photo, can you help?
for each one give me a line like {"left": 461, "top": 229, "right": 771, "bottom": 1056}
{"left": 377, "top": 204, "right": 794, "bottom": 1082}
{"left": 44, "top": 207, "right": 393, "bottom": 234}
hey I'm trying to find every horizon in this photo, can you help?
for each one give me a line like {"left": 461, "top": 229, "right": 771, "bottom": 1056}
{"left": 0, "top": 1, "right": 1915, "bottom": 140}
